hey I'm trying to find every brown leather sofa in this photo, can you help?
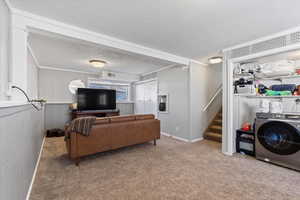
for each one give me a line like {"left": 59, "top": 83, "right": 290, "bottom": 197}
{"left": 65, "top": 114, "right": 160, "bottom": 165}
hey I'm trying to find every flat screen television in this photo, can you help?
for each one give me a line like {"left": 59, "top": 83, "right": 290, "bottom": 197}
{"left": 77, "top": 88, "right": 116, "bottom": 111}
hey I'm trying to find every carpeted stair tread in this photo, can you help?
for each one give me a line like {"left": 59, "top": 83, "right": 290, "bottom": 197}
{"left": 209, "top": 125, "right": 222, "bottom": 134}
{"left": 204, "top": 110, "right": 222, "bottom": 143}
{"left": 213, "top": 119, "right": 222, "bottom": 125}
{"left": 204, "top": 132, "right": 222, "bottom": 142}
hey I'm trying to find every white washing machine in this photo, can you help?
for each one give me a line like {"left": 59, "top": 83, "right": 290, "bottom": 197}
{"left": 255, "top": 112, "right": 300, "bottom": 171}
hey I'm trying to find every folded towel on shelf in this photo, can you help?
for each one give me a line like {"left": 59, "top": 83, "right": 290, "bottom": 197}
{"left": 269, "top": 84, "right": 296, "bottom": 92}
{"left": 265, "top": 90, "right": 292, "bottom": 96}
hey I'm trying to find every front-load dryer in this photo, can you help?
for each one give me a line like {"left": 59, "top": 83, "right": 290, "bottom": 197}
{"left": 255, "top": 112, "right": 300, "bottom": 171}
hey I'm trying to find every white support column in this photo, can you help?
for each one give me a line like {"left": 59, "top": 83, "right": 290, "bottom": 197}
{"left": 222, "top": 52, "right": 235, "bottom": 155}
{"left": 9, "top": 14, "right": 28, "bottom": 101}
{"left": 222, "top": 54, "right": 227, "bottom": 154}
{"left": 222, "top": 52, "right": 230, "bottom": 155}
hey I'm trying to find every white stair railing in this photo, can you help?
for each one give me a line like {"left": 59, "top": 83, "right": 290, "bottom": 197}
{"left": 202, "top": 85, "right": 222, "bottom": 112}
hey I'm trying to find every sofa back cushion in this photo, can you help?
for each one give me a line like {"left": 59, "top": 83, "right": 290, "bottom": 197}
{"left": 92, "top": 114, "right": 155, "bottom": 125}
{"left": 109, "top": 115, "right": 136, "bottom": 123}
{"left": 94, "top": 118, "right": 110, "bottom": 125}
{"left": 135, "top": 114, "right": 155, "bottom": 120}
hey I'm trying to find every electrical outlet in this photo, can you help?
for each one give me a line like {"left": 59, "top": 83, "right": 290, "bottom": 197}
{"left": 175, "top": 126, "right": 179, "bottom": 132}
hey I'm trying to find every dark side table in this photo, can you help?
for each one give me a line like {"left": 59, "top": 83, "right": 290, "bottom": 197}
{"left": 236, "top": 129, "right": 255, "bottom": 156}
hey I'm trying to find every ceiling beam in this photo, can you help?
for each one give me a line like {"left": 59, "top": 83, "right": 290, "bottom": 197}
{"left": 38, "top": 65, "right": 100, "bottom": 75}
{"left": 141, "top": 64, "right": 179, "bottom": 76}
{"left": 11, "top": 8, "right": 191, "bottom": 65}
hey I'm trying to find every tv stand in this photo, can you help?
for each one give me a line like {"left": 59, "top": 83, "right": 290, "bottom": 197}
{"left": 71, "top": 109, "right": 120, "bottom": 119}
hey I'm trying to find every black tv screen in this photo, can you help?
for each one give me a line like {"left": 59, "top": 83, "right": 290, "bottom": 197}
{"left": 77, "top": 88, "right": 116, "bottom": 111}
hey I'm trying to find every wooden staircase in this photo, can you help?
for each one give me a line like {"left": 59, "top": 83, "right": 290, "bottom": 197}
{"left": 204, "top": 110, "right": 222, "bottom": 142}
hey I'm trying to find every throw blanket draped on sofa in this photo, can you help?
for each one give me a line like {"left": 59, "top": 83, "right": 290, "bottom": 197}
{"left": 68, "top": 116, "right": 96, "bottom": 136}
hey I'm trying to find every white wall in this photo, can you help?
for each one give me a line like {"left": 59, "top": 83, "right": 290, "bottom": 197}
{"left": 44, "top": 102, "right": 135, "bottom": 130}
{"left": 157, "top": 66, "right": 190, "bottom": 140}
{"left": 39, "top": 68, "right": 135, "bottom": 130}
{"left": 140, "top": 63, "right": 223, "bottom": 141}
{"left": 0, "top": 4, "right": 45, "bottom": 199}
{"left": 0, "top": 0, "right": 10, "bottom": 100}
{"left": 44, "top": 103, "right": 71, "bottom": 130}
{"left": 39, "top": 68, "right": 96, "bottom": 130}
{"left": 0, "top": 105, "right": 44, "bottom": 200}
{"left": 39, "top": 69, "right": 98, "bottom": 102}
{"left": 189, "top": 62, "right": 222, "bottom": 140}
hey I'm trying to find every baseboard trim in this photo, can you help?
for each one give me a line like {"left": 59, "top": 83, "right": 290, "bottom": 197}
{"left": 223, "top": 151, "right": 233, "bottom": 156}
{"left": 26, "top": 135, "right": 46, "bottom": 200}
{"left": 161, "top": 132, "right": 171, "bottom": 137}
{"left": 171, "top": 135, "right": 190, "bottom": 142}
{"left": 190, "top": 137, "right": 204, "bottom": 143}
{"left": 161, "top": 132, "right": 203, "bottom": 143}
{"left": 161, "top": 132, "right": 190, "bottom": 142}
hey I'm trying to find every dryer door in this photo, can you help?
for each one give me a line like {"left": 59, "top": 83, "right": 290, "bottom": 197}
{"left": 257, "top": 121, "right": 300, "bottom": 155}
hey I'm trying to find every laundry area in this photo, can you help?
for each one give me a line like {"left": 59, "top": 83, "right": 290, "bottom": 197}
{"left": 232, "top": 49, "right": 300, "bottom": 171}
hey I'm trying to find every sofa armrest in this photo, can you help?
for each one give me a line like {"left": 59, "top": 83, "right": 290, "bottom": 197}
{"left": 64, "top": 125, "right": 78, "bottom": 160}
{"left": 65, "top": 123, "right": 70, "bottom": 134}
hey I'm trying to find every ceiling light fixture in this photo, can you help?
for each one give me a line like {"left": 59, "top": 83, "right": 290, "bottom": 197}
{"left": 208, "top": 56, "right": 223, "bottom": 64}
{"left": 89, "top": 59, "right": 106, "bottom": 68}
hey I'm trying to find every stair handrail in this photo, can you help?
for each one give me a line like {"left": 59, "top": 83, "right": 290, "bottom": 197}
{"left": 202, "top": 85, "right": 222, "bottom": 112}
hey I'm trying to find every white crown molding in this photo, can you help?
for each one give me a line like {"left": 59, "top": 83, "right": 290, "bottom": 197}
{"left": 141, "top": 64, "right": 178, "bottom": 76}
{"left": 10, "top": 8, "right": 191, "bottom": 65}
{"left": 223, "top": 25, "right": 300, "bottom": 52}
{"left": 88, "top": 80, "right": 131, "bottom": 86}
{"left": 3, "top": 0, "right": 13, "bottom": 11}
{"left": 102, "top": 69, "right": 140, "bottom": 76}
{"left": 39, "top": 65, "right": 98, "bottom": 75}
{"left": 134, "top": 78, "right": 158, "bottom": 85}
{"left": 190, "top": 60, "right": 208, "bottom": 66}
{"left": 39, "top": 64, "right": 141, "bottom": 79}
{"left": 190, "top": 60, "right": 209, "bottom": 68}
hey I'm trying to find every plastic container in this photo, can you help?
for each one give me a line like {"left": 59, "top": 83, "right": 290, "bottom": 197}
{"left": 258, "top": 99, "right": 270, "bottom": 113}
{"left": 269, "top": 101, "right": 283, "bottom": 113}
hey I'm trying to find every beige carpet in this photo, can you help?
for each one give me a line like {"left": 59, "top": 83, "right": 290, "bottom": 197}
{"left": 30, "top": 136, "right": 300, "bottom": 200}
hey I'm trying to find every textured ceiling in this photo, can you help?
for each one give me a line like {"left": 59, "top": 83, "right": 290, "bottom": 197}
{"left": 10, "top": 0, "right": 300, "bottom": 59}
{"left": 28, "top": 33, "right": 175, "bottom": 75}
